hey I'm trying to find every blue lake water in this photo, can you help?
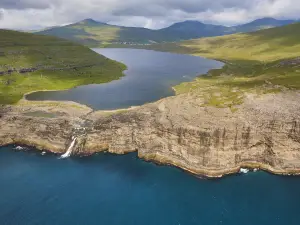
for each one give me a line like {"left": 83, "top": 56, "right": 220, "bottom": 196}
{"left": 26, "top": 49, "right": 223, "bottom": 110}
{"left": 1, "top": 145, "right": 300, "bottom": 225}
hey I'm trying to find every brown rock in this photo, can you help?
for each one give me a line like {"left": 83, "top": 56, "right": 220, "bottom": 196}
{"left": 1, "top": 91, "right": 300, "bottom": 178}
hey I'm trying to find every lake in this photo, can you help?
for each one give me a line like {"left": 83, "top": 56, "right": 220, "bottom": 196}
{"left": 1, "top": 145, "right": 300, "bottom": 225}
{"left": 26, "top": 49, "right": 223, "bottom": 110}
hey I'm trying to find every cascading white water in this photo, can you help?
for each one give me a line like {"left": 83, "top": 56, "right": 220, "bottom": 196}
{"left": 60, "top": 137, "right": 77, "bottom": 159}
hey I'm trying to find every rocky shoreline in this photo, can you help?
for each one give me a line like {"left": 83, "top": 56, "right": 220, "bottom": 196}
{"left": 1, "top": 91, "right": 300, "bottom": 178}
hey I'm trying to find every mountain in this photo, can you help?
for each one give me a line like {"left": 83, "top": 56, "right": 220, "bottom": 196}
{"left": 0, "top": 29, "right": 125, "bottom": 104}
{"left": 38, "top": 18, "right": 172, "bottom": 46}
{"left": 159, "top": 20, "right": 229, "bottom": 39}
{"left": 37, "top": 18, "right": 297, "bottom": 47}
{"left": 231, "top": 17, "right": 297, "bottom": 33}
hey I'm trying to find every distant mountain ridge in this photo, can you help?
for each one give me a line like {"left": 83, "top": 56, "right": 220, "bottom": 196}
{"left": 37, "top": 17, "right": 298, "bottom": 46}
{"left": 159, "top": 20, "right": 229, "bottom": 39}
{"left": 230, "top": 17, "right": 297, "bottom": 32}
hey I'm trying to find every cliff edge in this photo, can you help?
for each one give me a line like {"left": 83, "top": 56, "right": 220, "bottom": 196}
{"left": 1, "top": 90, "right": 300, "bottom": 177}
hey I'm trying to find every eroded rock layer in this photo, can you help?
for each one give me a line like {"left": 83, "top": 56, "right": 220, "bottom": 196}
{"left": 1, "top": 91, "right": 300, "bottom": 177}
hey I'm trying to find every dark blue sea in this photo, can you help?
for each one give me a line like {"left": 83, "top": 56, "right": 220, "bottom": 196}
{"left": 1, "top": 145, "right": 300, "bottom": 225}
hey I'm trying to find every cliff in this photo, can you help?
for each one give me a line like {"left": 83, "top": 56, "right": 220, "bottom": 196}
{"left": 1, "top": 90, "right": 300, "bottom": 178}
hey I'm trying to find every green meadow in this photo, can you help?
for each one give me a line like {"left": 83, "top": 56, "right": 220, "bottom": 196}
{"left": 0, "top": 29, "right": 126, "bottom": 104}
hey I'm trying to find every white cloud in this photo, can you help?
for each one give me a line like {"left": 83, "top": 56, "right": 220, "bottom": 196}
{"left": 0, "top": 0, "right": 299, "bottom": 30}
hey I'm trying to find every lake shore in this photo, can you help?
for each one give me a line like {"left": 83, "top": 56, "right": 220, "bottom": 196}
{"left": 24, "top": 48, "right": 223, "bottom": 110}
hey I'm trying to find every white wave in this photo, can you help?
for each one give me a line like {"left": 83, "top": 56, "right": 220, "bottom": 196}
{"left": 239, "top": 168, "right": 249, "bottom": 174}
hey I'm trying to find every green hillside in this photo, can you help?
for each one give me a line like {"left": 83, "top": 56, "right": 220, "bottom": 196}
{"left": 148, "top": 21, "right": 300, "bottom": 61}
{"left": 0, "top": 29, "right": 126, "bottom": 104}
{"left": 144, "top": 22, "right": 300, "bottom": 110}
{"left": 38, "top": 19, "right": 173, "bottom": 46}
{"left": 37, "top": 18, "right": 296, "bottom": 47}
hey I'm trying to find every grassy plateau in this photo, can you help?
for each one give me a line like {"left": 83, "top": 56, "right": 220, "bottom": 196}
{"left": 141, "top": 22, "right": 300, "bottom": 110}
{"left": 0, "top": 29, "right": 126, "bottom": 104}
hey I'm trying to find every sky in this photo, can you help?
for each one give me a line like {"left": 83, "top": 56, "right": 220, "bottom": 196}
{"left": 0, "top": 0, "right": 299, "bottom": 30}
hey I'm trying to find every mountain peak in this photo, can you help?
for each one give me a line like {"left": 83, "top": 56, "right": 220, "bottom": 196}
{"left": 254, "top": 17, "right": 277, "bottom": 21}
{"left": 181, "top": 20, "right": 204, "bottom": 24}
{"left": 78, "top": 18, "right": 106, "bottom": 26}
{"left": 172, "top": 20, "right": 205, "bottom": 26}
{"left": 165, "top": 20, "right": 206, "bottom": 30}
{"left": 246, "top": 17, "right": 295, "bottom": 26}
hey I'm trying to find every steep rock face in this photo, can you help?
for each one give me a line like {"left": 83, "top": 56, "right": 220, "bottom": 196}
{"left": 81, "top": 91, "right": 300, "bottom": 176}
{"left": 1, "top": 91, "right": 300, "bottom": 177}
{"left": 0, "top": 102, "right": 90, "bottom": 153}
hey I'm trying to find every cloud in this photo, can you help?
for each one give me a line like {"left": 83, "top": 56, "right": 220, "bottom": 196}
{"left": 0, "top": 0, "right": 299, "bottom": 30}
{"left": 0, "top": 9, "right": 3, "bottom": 20}
{"left": 0, "top": 0, "right": 56, "bottom": 10}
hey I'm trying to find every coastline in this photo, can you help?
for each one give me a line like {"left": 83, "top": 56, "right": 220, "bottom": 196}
{"left": 1, "top": 89, "right": 300, "bottom": 179}
{"left": 1, "top": 47, "right": 299, "bottom": 179}
{"left": 3, "top": 141, "right": 300, "bottom": 179}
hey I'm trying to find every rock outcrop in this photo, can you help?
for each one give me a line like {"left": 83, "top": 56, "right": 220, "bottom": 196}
{"left": 1, "top": 91, "right": 300, "bottom": 177}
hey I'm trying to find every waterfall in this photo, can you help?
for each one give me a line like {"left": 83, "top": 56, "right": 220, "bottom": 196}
{"left": 60, "top": 137, "right": 77, "bottom": 159}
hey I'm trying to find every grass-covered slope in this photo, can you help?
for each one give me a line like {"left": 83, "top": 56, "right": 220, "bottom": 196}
{"left": 0, "top": 29, "right": 126, "bottom": 104}
{"left": 147, "top": 22, "right": 300, "bottom": 61}
{"left": 144, "top": 22, "right": 300, "bottom": 110}
{"left": 38, "top": 19, "right": 172, "bottom": 46}
{"left": 183, "top": 24, "right": 300, "bottom": 61}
